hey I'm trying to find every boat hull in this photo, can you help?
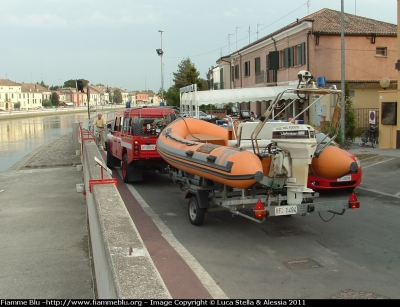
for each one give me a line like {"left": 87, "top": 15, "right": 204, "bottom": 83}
{"left": 310, "top": 146, "right": 358, "bottom": 179}
{"left": 157, "top": 118, "right": 264, "bottom": 189}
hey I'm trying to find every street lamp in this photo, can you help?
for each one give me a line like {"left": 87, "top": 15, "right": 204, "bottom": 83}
{"left": 156, "top": 30, "right": 164, "bottom": 104}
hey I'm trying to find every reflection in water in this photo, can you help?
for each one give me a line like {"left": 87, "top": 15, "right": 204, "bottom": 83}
{"left": 0, "top": 114, "right": 88, "bottom": 171}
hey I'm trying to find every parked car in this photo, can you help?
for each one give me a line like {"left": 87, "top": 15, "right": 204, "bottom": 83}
{"left": 216, "top": 117, "right": 229, "bottom": 126}
{"left": 308, "top": 131, "right": 362, "bottom": 192}
{"left": 182, "top": 111, "right": 218, "bottom": 121}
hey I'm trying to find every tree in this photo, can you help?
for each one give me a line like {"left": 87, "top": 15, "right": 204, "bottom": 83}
{"left": 164, "top": 87, "right": 180, "bottom": 107}
{"left": 50, "top": 92, "right": 60, "bottom": 107}
{"left": 42, "top": 99, "right": 52, "bottom": 108}
{"left": 343, "top": 81, "right": 357, "bottom": 148}
{"left": 165, "top": 58, "right": 209, "bottom": 107}
{"left": 106, "top": 87, "right": 112, "bottom": 103}
{"left": 319, "top": 82, "right": 357, "bottom": 149}
{"left": 64, "top": 79, "right": 89, "bottom": 89}
{"left": 113, "top": 88, "right": 122, "bottom": 104}
{"left": 173, "top": 58, "right": 207, "bottom": 90}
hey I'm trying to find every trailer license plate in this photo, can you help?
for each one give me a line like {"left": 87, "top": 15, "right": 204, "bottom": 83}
{"left": 141, "top": 145, "right": 156, "bottom": 150}
{"left": 275, "top": 205, "right": 297, "bottom": 216}
{"left": 337, "top": 175, "right": 351, "bottom": 181}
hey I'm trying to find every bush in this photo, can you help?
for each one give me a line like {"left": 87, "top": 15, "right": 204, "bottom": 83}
{"left": 318, "top": 122, "right": 344, "bottom": 146}
{"left": 318, "top": 82, "right": 357, "bottom": 149}
{"left": 42, "top": 99, "right": 52, "bottom": 108}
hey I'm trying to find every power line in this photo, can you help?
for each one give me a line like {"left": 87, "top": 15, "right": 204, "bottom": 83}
{"left": 164, "top": 2, "right": 308, "bottom": 59}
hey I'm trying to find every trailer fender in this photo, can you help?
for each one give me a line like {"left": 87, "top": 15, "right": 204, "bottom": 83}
{"left": 196, "top": 190, "right": 210, "bottom": 209}
{"left": 184, "top": 190, "right": 209, "bottom": 209}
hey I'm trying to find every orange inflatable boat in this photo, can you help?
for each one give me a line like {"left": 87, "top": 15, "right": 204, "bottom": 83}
{"left": 157, "top": 117, "right": 264, "bottom": 189}
{"left": 157, "top": 117, "right": 357, "bottom": 189}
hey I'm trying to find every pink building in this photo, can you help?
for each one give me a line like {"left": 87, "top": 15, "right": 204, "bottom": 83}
{"left": 213, "top": 8, "right": 397, "bottom": 131}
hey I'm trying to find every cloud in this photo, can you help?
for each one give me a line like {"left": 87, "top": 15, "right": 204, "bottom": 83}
{"left": 1, "top": 1, "right": 159, "bottom": 29}
{"left": 4, "top": 13, "right": 68, "bottom": 29}
{"left": 222, "top": 8, "right": 240, "bottom": 18}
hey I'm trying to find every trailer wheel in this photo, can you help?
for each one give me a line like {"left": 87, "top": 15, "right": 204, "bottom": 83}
{"left": 121, "top": 153, "right": 129, "bottom": 183}
{"left": 188, "top": 196, "right": 205, "bottom": 226}
{"left": 106, "top": 145, "right": 119, "bottom": 169}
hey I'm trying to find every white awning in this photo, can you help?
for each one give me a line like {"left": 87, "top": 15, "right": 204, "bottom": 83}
{"left": 181, "top": 86, "right": 298, "bottom": 106}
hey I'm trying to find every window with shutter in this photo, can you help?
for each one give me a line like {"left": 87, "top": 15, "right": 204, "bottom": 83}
{"left": 289, "top": 46, "right": 294, "bottom": 67}
{"left": 268, "top": 51, "right": 279, "bottom": 70}
{"left": 244, "top": 61, "right": 250, "bottom": 77}
{"left": 283, "top": 48, "right": 289, "bottom": 68}
{"left": 255, "top": 57, "right": 261, "bottom": 74}
{"left": 266, "top": 54, "right": 277, "bottom": 83}
{"left": 301, "top": 42, "right": 306, "bottom": 65}
{"left": 220, "top": 68, "right": 224, "bottom": 89}
{"left": 376, "top": 47, "right": 387, "bottom": 56}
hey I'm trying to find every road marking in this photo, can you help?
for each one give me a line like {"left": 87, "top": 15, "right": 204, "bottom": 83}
{"left": 361, "top": 158, "right": 395, "bottom": 169}
{"left": 357, "top": 186, "right": 400, "bottom": 199}
{"left": 117, "top": 169, "right": 229, "bottom": 299}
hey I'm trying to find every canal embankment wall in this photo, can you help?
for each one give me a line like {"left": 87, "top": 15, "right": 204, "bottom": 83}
{"left": 75, "top": 122, "right": 171, "bottom": 299}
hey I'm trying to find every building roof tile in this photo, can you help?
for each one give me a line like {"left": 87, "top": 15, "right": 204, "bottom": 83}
{"left": 304, "top": 8, "right": 397, "bottom": 35}
{"left": 243, "top": 8, "right": 397, "bottom": 52}
{"left": 0, "top": 79, "right": 20, "bottom": 86}
{"left": 20, "top": 83, "right": 49, "bottom": 92}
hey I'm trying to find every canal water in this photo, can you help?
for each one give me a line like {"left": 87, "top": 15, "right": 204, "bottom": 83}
{"left": 0, "top": 113, "right": 89, "bottom": 171}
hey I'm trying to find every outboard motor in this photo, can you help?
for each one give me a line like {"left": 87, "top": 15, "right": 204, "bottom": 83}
{"left": 271, "top": 124, "right": 317, "bottom": 205}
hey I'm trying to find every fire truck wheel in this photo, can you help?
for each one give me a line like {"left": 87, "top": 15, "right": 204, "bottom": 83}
{"left": 106, "top": 146, "right": 119, "bottom": 169}
{"left": 121, "top": 154, "right": 129, "bottom": 183}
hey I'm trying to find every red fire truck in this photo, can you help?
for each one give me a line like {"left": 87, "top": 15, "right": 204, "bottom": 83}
{"left": 106, "top": 107, "right": 176, "bottom": 182}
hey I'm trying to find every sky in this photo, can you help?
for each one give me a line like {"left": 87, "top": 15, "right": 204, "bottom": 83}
{"left": 0, "top": 0, "right": 397, "bottom": 92}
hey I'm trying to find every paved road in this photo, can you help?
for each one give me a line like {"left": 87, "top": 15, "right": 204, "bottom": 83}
{"left": 124, "top": 139, "right": 400, "bottom": 299}
{"left": 2, "top": 132, "right": 399, "bottom": 299}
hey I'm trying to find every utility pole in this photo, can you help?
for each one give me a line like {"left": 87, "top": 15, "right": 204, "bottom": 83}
{"left": 236, "top": 26, "right": 241, "bottom": 51}
{"left": 340, "top": 0, "right": 345, "bottom": 142}
{"left": 228, "top": 34, "right": 234, "bottom": 53}
{"left": 257, "top": 23, "right": 263, "bottom": 40}
{"left": 156, "top": 30, "right": 164, "bottom": 104}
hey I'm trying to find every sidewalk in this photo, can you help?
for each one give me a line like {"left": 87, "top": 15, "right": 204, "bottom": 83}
{"left": 0, "top": 132, "right": 94, "bottom": 298}
{"left": 348, "top": 137, "right": 400, "bottom": 159}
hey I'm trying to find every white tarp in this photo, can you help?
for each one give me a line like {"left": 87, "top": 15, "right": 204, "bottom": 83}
{"left": 181, "top": 86, "right": 298, "bottom": 106}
